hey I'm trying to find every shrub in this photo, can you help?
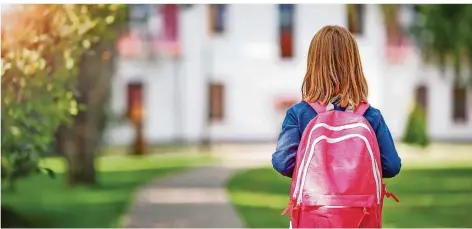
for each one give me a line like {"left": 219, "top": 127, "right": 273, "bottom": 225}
{"left": 402, "top": 102, "right": 430, "bottom": 147}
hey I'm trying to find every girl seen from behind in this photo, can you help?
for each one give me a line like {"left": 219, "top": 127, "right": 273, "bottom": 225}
{"left": 272, "top": 25, "right": 402, "bottom": 228}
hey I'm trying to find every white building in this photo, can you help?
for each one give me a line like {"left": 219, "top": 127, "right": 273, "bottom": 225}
{"left": 105, "top": 4, "right": 472, "bottom": 146}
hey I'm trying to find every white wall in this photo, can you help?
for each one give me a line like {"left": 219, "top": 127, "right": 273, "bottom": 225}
{"left": 421, "top": 66, "right": 472, "bottom": 141}
{"left": 105, "top": 5, "right": 210, "bottom": 145}
{"left": 379, "top": 6, "right": 472, "bottom": 141}
{"left": 105, "top": 4, "right": 472, "bottom": 145}
{"left": 383, "top": 60, "right": 472, "bottom": 141}
{"left": 207, "top": 4, "right": 349, "bottom": 141}
{"left": 179, "top": 5, "right": 208, "bottom": 143}
{"left": 105, "top": 58, "right": 180, "bottom": 145}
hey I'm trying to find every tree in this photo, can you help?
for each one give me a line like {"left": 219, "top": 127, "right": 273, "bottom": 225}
{"left": 412, "top": 5, "right": 472, "bottom": 86}
{"left": 2, "top": 5, "right": 87, "bottom": 189}
{"left": 1, "top": 4, "right": 128, "bottom": 188}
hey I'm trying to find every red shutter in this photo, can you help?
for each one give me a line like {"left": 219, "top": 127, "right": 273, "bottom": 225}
{"left": 162, "top": 4, "right": 178, "bottom": 42}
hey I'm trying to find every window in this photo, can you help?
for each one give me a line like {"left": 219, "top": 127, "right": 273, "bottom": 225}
{"left": 278, "top": 4, "right": 295, "bottom": 58}
{"left": 157, "top": 4, "right": 180, "bottom": 59}
{"left": 209, "top": 4, "right": 227, "bottom": 35}
{"left": 208, "top": 83, "right": 225, "bottom": 122}
{"left": 181, "top": 4, "right": 194, "bottom": 10}
{"left": 382, "top": 5, "right": 410, "bottom": 63}
{"left": 413, "top": 4, "right": 421, "bottom": 18}
{"left": 161, "top": 4, "right": 179, "bottom": 42}
{"left": 347, "top": 4, "right": 365, "bottom": 35}
{"left": 453, "top": 86, "right": 468, "bottom": 123}
{"left": 130, "top": 4, "right": 152, "bottom": 23}
{"left": 415, "top": 85, "right": 428, "bottom": 112}
{"left": 127, "top": 82, "right": 144, "bottom": 123}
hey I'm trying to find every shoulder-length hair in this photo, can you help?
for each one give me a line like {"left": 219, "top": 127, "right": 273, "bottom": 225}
{"left": 302, "top": 25, "right": 368, "bottom": 108}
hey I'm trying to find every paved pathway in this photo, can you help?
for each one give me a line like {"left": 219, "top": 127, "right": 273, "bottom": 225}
{"left": 123, "top": 166, "right": 245, "bottom": 228}
{"left": 122, "top": 144, "right": 272, "bottom": 228}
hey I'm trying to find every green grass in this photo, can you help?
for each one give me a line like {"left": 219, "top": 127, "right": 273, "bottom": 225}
{"left": 227, "top": 166, "right": 472, "bottom": 228}
{"left": 2, "top": 154, "right": 213, "bottom": 228}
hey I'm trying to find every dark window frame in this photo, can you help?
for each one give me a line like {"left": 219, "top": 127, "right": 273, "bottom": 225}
{"left": 347, "top": 4, "right": 365, "bottom": 35}
{"left": 278, "top": 4, "right": 295, "bottom": 59}
{"left": 415, "top": 85, "right": 428, "bottom": 112}
{"left": 452, "top": 86, "right": 468, "bottom": 123}
{"left": 209, "top": 4, "right": 228, "bottom": 35}
{"left": 208, "top": 82, "right": 225, "bottom": 122}
{"left": 127, "top": 82, "right": 144, "bottom": 123}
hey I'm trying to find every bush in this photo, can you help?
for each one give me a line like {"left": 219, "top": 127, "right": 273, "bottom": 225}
{"left": 402, "top": 103, "right": 430, "bottom": 147}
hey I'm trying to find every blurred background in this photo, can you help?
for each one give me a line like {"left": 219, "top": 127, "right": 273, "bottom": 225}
{"left": 1, "top": 3, "right": 472, "bottom": 228}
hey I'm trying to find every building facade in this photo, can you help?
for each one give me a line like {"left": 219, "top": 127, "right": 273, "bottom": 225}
{"left": 104, "top": 4, "right": 472, "bottom": 146}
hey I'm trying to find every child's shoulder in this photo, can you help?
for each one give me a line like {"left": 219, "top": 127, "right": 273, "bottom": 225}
{"left": 287, "top": 101, "right": 313, "bottom": 115}
{"left": 364, "top": 104, "right": 382, "bottom": 118}
{"left": 363, "top": 105, "right": 384, "bottom": 128}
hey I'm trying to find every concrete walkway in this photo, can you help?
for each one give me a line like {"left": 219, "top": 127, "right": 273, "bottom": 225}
{"left": 122, "top": 166, "right": 245, "bottom": 228}
{"left": 122, "top": 144, "right": 273, "bottom": 228}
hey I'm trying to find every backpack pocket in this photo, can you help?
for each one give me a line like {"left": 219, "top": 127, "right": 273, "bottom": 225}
{"left": 296, "top": 194, "right": 378, "bottom": 228}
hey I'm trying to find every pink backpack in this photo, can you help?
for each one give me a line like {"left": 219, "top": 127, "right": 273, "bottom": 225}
{"left": 281, "top": 99, "right": 399, "bottom": 228}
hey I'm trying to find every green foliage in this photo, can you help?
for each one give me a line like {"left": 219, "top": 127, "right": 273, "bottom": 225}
{"left": 402, "top": 103, "right": 429, "bottom": 147}
{"left": 412, "top": 5, "right": 472, "bottom": 85}
{"left": 1, "top": 4, "right": 128, "bottom": 189}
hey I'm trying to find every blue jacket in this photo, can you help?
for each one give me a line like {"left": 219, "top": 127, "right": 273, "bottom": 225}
{"left": 272, "top": 101, "right": 402, "bottom": 178}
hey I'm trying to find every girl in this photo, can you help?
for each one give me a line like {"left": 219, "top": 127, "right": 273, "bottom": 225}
{"left": 272, "top": 25, "right": 402, "bottom": 180}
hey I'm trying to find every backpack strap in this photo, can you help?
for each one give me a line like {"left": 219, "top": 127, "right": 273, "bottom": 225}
{"left": 305, "top": 99, "right": 370, "bottom": 115}
{"left": 304, "top": 94, "right": 342, "bottom": 113}
{"left": 303, "top": 94, "right": 370, "bottom": 115}
{"left": 353, "top": 103, "right": 370, "bottom": 115}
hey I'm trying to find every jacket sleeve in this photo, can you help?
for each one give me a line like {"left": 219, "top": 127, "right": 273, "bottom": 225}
{"left": 375, "top": 114, "right": 402, "bottom": 178}
{"left": 272, "top": 107, "right": 301, "bottom": 178}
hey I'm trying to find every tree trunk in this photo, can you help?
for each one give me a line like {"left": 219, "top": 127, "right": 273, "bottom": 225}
{"left": 62, "top": 42, "right": 115, "bottom": 186}
{"left": 64, "top": 123, "right": 96, "bottom": 186}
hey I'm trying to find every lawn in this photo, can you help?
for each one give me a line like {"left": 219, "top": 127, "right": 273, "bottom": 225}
{"left": 2, "top": 154, "right": 213, "bottom": 228}
{"left": 227, "top": 166, "right": 472, "bottom": 228}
